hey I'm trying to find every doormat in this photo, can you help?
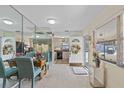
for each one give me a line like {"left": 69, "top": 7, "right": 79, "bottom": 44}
{"left": 55, "top": 59, "right": 69, "bottom": 64}
{"left": 72, "top": 67, "right": 88, "bottom": 75}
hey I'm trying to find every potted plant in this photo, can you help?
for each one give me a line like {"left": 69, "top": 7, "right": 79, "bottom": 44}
{"left": 93, "top": 51, "right": 100, "bottom": 68}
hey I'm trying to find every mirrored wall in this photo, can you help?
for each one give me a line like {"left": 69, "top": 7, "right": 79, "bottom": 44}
{"left": 95, "top": 18, "right": 117, "bottom": 64}
{"left": 23, "top": 17, "right": 35, "bottom": 54}
{"left": 0, "top": 5, "right": 23, "bottom": 60}
{"left": 0, "top": 6, "right": 38, "bottom": 60}
{"left": 34, "top": 28, "right": 52, "bottom": 61}
{"left": 0, "top": 5, "right": 53, "bottom": 88}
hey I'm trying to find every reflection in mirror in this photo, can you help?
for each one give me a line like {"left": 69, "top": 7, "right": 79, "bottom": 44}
{"left": 95, "top": 18, "right": 117, "bottom": 63}
{"left": 23, "top": 17, "right": 35, "bottom": 54}
{"left": 34, "top": 27, "right": 52, "bottom": 61}
{"left": 0, "top": 5, "right": 22, "bottom": 59}
{"left": 0, "top": 5, "right": 22, "bottom": 88}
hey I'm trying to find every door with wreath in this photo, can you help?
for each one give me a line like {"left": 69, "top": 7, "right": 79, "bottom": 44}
{"left": 69, "top": 37, "right": 83, "bottom": 64}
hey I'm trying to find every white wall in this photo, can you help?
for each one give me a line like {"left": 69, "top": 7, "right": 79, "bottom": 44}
{"left": 95, "top": 18, "right": 117, "bottom": 41}
{"left": 94, "top": 60, "right": 105, "bottom": 86}
{"left": 105, "top": 63, "right": 124, "bottom": 87}
{"left": 94, "top": 60, "right": 124, "bottom": 88}
{"left": 69, "top": 37, "right": 84, "bottom": 64}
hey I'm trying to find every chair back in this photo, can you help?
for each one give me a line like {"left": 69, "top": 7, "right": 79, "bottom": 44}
{"left": 43, "top": 51, "right": 50, "bottom": 62}
{"left": 15, "top": 56, "right": 34, "bottom": 79}
{"left": 25, "top": 51, "right": 35, "bottom": 58}
{"left": 0, "top": 57, "right": 5, "bottom": 77}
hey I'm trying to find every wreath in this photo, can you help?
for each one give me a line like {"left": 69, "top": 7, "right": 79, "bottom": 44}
{"left": 71, "top": 44, "right": 81, "bottom": 54}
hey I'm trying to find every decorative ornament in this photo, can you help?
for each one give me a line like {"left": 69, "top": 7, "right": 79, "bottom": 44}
{"left": 71, "top": 44, "right": 81, "bottom": 54}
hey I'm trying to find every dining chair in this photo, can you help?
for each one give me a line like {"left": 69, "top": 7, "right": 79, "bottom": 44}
{"left": 43, "top": 51, "right": 50, "bottom": 70}
{"left": 0, "top": 57, "right": 17, "bottom": 88}
{"left": 25, "top": 51, "right": 36, "bottom": 58}
{"left": 15, "top": 56, "right": 41, "bottom": 88}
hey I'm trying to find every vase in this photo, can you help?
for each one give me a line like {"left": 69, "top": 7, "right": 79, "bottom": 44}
{"left": 95, "top": 57, "right": 100, "bottom": 68}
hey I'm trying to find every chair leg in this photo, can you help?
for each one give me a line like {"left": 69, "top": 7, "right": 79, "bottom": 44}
{"left": 31, "top": 78, "right": 34, "bottom": 88}
{"left": 3, "top": 77, "right": 6, "bottom": 88}
{"left": 17, "top": 73, "right": 19, "bottom": 79}
{"left": 39, "top": 72, "right": 42, "bottom": 80}
{"left": 48, "top": 65, "right": 49, "bottom": 70}
{"left": 18, "top": 79, "right": 21, "bottom": 88}
{"left": 45, "top": 64, "right": 47, "bottom": 71}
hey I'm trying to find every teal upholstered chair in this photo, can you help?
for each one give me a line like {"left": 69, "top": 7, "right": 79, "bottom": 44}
{"left": 25, "top": 51, "right": 36, "bottom": 58}
{"left": 15, "top": 56, "right": 41, "bottom": 88}
{"left": 0, "top": 57, "right": 17, "bottom": 88}
{"left": 46, "top": 51, "right": 50, "bottom": 70}
{"left": 43, "top": 51, "right": 50, "bottom": 71}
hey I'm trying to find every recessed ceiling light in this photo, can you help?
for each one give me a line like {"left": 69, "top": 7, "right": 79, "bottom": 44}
{"left": 2, "top": 19, "right": 14, "bottom": 25}
{"left": 36, "top": 35, "right": 40, "bottom": 38}
{"left": 47, "top": 18, "right": 56, "bottom": 24}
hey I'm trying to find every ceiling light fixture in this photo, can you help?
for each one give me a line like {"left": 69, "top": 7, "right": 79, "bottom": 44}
{"left": 2, "top": 19, "right": 14, "bottom": 25}
{"left": 36, "top": 35, "right": 40, "bottom": 38}
{"left": 47, "top": 18, "right": 56, "bottom": 24}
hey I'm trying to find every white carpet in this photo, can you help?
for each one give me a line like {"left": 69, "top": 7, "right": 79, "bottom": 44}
{"left": 0, "top": 63, "right": 91, "bottom": 88}
{"left": 21, "top": 64, "right": 91, "bottom": 88}
{"left": 72, "top": 67, "right": 88, "bottom": 75}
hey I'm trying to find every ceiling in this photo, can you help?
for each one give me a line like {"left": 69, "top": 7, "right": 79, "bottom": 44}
{"left": 0, "top": 5, "right": 35, "bottom": 36}
{"left": 13, "top": 5, "right": 106, "bottom": 37}
{"left": 0, "top": 6, "right": 22, "bottom": 32}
